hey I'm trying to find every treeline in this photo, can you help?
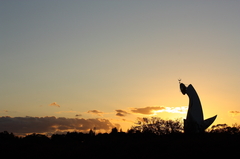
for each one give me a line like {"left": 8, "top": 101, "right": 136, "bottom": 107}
{"left": 1, "top": 117, "right": 240, "bottom": 143}
{"left": 131, "top": 117, "right": 240, "bottom": 135}
{"left": 0, "top": 118, "right": 240, "bottom": 158}
{"left": 1, "top": 118, "right": 240, "bottom": 142}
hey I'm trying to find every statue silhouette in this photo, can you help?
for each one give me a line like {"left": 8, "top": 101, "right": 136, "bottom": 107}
{"left": 179, "top": 81, "right": 217, "bottom": 133}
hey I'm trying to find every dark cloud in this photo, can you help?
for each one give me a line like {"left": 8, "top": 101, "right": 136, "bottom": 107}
{"left": 87, "top": 110, "right": 103, "bottom": 116}
{"left": 115, "top": 110, "right": 129, "bottom": 117}
{"left": 49, "top": 102, "right": 60, "bottom": 107}
{"left": 0, "top": 116, "right": 118, "bottom": 136}
{"left": 116, "top": 113, "right": 124, "bottom": 117}
{"left": 229, "top": 111, "right": 240, "bottom": 116}
{"left": 131, "top": 106, "right": 165, "bottom": 115}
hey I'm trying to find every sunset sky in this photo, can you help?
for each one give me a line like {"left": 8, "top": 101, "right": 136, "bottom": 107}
{"left": 1, "top": 1, "right": 240, "bottom": 136}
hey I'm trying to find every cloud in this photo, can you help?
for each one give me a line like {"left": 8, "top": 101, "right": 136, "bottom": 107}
{"left": 131, "top": 106, "right": 187, "bottom": 115}
{"left": 115, "top": 110, "right": 129, "bottom": 117}
{"left": 131, "top": 106, "right": 165, "bottom": 115}
{"left": 0, "top": 116, "right": 119, "bottom": 136}
{"left": 0, "top": 110, "right": 8, "bottom": 114}
{"left": 87, "top": 110, "right": 103, "bottom": 116}
{"left": 49, "top": 102, "right": 60, "bottom": 107}
{"left": 121, "top": 119, "right": 134, "bottom": 123}
{"left": 229, "top": 111, "right": 240, "bottom": 117}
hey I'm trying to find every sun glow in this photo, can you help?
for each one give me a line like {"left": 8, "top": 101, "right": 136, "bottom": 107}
{"left": 153, "top": 106, "right": 188, "bottom": 115}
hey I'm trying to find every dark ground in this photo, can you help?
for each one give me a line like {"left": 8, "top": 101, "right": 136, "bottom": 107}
{"left": 0, "top": 133, "right": 240, "bottom": 158}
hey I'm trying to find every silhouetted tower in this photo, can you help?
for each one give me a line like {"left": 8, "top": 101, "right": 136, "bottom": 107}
{"left": 179, "top": 81, "right": 217, "bottom": 133}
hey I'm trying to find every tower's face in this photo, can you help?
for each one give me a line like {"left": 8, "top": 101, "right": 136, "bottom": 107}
{"left": 180, "top": 83, "right": 187, "bottom": 95}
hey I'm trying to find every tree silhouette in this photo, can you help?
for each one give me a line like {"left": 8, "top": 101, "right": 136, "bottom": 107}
{"left": 23, "top": 133, "right": 50, "bottom": 143}
{"left": 0, "top": 125, "right": 240, "bottom": 158}
{"left": 110, "top": 127, "right": 118, "bottom": 134}
{"left": 0, "top": 131, "right": 17, "bottom": 141}
{"left": 208, "top": 123, "right": 240, "bottom": 134}
{"left": 131, "top": 117, "right": 184, "bottom": 135}
{"left": 88, "top": 129, "right": 95, "bottom": 136}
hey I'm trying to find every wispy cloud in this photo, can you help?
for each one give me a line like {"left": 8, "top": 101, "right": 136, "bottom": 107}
{"left": 0, "top": 116, "right": 119, "bottom": 136}
{"left": 229, "top": 110, "right": 240, "bottom": 117}
{"left": 87, "top": 110, "right": 104, "bottom": 116}
{"left": 0, "top": 110, "right": 8, "bottom": 114}
{"left": 121, "top": 118, "right": 134, "bottom": 123}
{"left": 49, "top": 102, "right": 60, "bottom": 107}
{"left": 131, "top": 106, "right": 187, "bottom": 115}
{"left": 55, "top": 111, "right": 76, "bottom": 114}
{"left": 115, "top": 110, "right": 129, "bottom": 117}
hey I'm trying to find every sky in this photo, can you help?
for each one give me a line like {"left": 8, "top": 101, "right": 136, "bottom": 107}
{"left": 1, "top": 0, "right": 240, "bottom": 136}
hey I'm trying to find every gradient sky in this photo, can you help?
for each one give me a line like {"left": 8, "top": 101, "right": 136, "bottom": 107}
{"left": 1, "top": 1, "right": 240, "bottom": 135}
